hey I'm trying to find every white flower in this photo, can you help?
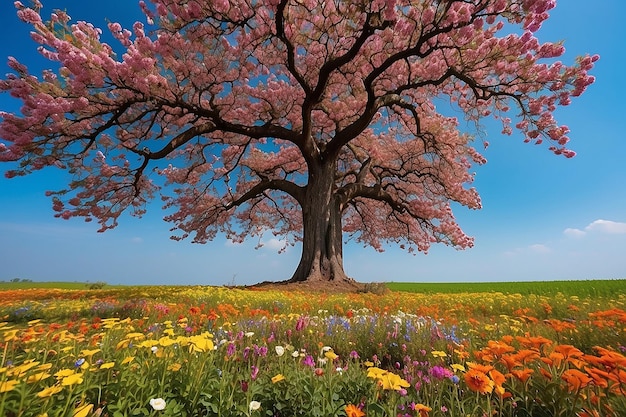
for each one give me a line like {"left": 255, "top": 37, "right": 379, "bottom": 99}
{"left": 149, "top": 398, "right": 166, "bottom": 411}
{"left": 336, "top": 367, "right": 344, "bottom": 375}
{"left": 275, "top": 346, "right": 285, "bottom": 356}
{"left": 249, "top": 400, "right": 261, "bottom": 412}
{"left": 244, "top": 332, "right": 255, "bottom": 337}
{"left": 151, "top": 346, "right": 158, "bottom": 354}
{"left": 321, "top": 346, "right": 332, "bottom": 353}
{"left": 292, "top": 351, "right": 300, "bottom": 358}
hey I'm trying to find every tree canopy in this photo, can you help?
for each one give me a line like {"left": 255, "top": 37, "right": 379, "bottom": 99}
{"left": 0, "top": 0, "right": 597, "bottom": 282}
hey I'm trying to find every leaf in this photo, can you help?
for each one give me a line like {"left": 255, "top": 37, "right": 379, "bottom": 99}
{"left": 367, "top": 403, "right": 386, "bottom": 415}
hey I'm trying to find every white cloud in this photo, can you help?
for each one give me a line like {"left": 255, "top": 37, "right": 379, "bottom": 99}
{"left": 585, "top": 219, "right": 626, "bottom": 234}
{"left": 563, "top": 228, "right": 586, "bottom": 238}
{"left": 503, "top": 243, "right": 551, "bottom": 257}
{"left": 564, "top": 219, "right": 626, "bottom": 238}
{"left": 261, "top": 237, "right": 287, "bottom": 251}
{"left": 529, "top": 243, "right": 551, "bottom": 254}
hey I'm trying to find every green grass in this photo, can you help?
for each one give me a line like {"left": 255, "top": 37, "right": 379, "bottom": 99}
{"left": 385, "top": 279, "right": 626, "bottom": 297}
{"left": 2, "top": 279, "right": 624, "bottom": 298}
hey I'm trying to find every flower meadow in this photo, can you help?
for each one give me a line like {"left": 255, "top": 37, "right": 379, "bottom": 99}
{"left": 1, "top": 284, "right": 625, "bottom": 417}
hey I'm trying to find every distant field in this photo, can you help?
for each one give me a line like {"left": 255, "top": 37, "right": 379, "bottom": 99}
{"left": 0, "top": 281, "right": 118, "bottom": 290}
{"left": 1, "top": 279, "right": 624, "bottom": 297}
{"left": 385, "top": 279, "right": 626, "bottom": 297}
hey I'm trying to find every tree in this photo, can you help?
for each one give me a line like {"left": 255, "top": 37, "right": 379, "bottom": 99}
{"left": 0, "top": 0, "right": 596, "bottom": 283}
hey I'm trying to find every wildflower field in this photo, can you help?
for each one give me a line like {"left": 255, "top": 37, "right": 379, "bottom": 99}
{"left": 1, "top": 281, "right": 625, "bottom": 417}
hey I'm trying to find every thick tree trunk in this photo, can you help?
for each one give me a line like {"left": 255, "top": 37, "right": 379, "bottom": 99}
{"left": 289, "top": 161, "right": 352, "bottom": 283}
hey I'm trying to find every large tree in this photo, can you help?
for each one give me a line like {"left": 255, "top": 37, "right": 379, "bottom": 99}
{"left": 0, "top": 0, "right": 596, "bottom": 283}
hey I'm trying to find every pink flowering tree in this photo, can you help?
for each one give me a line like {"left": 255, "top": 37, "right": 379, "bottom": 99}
{"left": 0, "top": 0, "right": 596, "bottom": 283}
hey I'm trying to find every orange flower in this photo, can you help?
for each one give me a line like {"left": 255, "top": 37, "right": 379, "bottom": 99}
{"left": 466, "top": 362, "right": 493, "bottom": 374}
{"left": 464, "top": 369, "right": 494, "bottom": 394}
{"left": 485, "top": 340, "right": 515, "bottom": 356}
{"left": 511, "top": 368, "right": 534, "bottom": 383}
{"left": 500, "top": 354, "right": 521, "bottom": 371}
{"left": 489, "top": 369, "right": 508, "bottom": 397}
{"left": 515, "top": 335, "right": 552, "bottom": 350}
{"left": 512, "top": 349, "right": 541, "bottom": 364}
{"left": 554, "top": 345, "right": 583, "bottom": 358}
{"left": 584, "top": 366, "right": 615, "bottom": 389}
{"left": 561, "top": 369, "right": 592, "bottom": 392}
{"left": 414, "top": 403, "right": 432, "bottom": 417}
{"left": 345, "top": 404, "right": 365, "bottom": 417}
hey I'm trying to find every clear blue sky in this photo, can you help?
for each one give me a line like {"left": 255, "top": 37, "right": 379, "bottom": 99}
{"left": 1, "top": 1, "right": 624, "bottom": 286}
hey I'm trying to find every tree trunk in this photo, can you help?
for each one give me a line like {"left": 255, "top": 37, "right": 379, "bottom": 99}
{"left": 289, "top": 160, "right": 352, "bottom": 283}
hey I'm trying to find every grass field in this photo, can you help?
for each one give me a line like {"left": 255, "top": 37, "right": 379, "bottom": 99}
{"left": 1, "top": 278, "right": 624, "bottom": 297}
{"left": 385, "top": 279, "right": 626, "bottom": 297}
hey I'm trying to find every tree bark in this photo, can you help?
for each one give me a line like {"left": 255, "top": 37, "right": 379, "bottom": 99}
{"left": 288, "top": 160, "right": 352, "bottom": 282}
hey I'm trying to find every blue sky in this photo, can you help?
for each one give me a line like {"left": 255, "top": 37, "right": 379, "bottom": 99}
{"left": 1, "top": 1, "right": 625, "bottom": 286}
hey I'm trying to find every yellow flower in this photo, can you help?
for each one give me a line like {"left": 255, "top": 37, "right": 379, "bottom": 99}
{"left": 451, "top": 363, "right": 466, "bottom": 372}
{"left": 121, "top": 356, "right": 135, "bottom": 365}
{"left": 163, "top": 328, "right": 175, "bottom": 336}
{"left": 431, "top": 350, "right": 448, "bottom": 358}
{"left": 167, "top": 363, "right": 182, "bottom": 372}
{"left": 54, "top": 369, "right": 76, "bottom": 378}
{"left": 0, "top": 379, "right": 19, "bottom": 393}
{"left": 116, "top": 339, "right": 130, "bottom": 350}
{"left": 124, "top": 332, "right": 146, "bottom": 340}
{"left": 100, "top": 362, "right": 115, "bottom": 370}
{"left": 79, "top": 349, "right": 100, "bottom": 358}
{"left": 364, "top": 360, "right": 374, "bottom": 367}
{"left": 28, "top": 319, "right": 42, "bottom": 326}
{"left": 37, "top": 385, "right": 63, "bottom": 398}
{"left": 159, "top": 336, "right": 176, "bottom": 347}
{"left": 378, "top": 372, "right": 410, "bottom": 391}
{"left": 72, "top": 403, "right": 93, "bottom": 417}
{"left": 61, "top": 373, "right": 84, "bottom": 386}
{"left": 366, "top": 367, "right": 387, "bottom": 379}
{"left": 138, "top": 340, "right": 160, "bottom": 348}
{"left": 27, "top": 372, "right": 52, "bottom": 383}
{"left": 36, "top": 363, "right": 53, "bottom": 371}
{"left": 271, "top": 374, "right": 285, "bottom": 383}
{"left": 324, "top": 350, "right": 339, "bottom": 361}
{"left": 8, "top": 360, "right": 40, "bottom": 377}
{"left": 3, "top": 329, "right": 19, "bottom": 342}
{"left": 188, "top": 333, "right": 214, "bottom": 353}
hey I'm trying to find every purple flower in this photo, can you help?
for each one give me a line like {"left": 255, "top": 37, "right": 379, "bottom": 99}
{"left": 227, "top": 342, "right": 236, "bottom": 357}
{"left": 251, "top": 366, "right": 259, "bottom": 380}
{"left": 349, "top": 350, "right": 359, "bottom": 359}
{"left": 302, "top": 355, "right": 315, "bottom": 367}
{"left": 75, "top": 358, "right": 85, "bottom": 368}
{"left": 430, "top": 365, "right": 453, "bottom": 380}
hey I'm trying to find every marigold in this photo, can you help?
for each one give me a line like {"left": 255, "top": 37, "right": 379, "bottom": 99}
{"left": 464, "top": 369, "right": 494, "bottom": 394}
{"left": 562, "top": 369, "right": 593, "bottom": 392}
{"left": 511, "top": 368, "right": 534, "bottom": 383}
{"left": 345, "top": 404, "right": 365, "bottom": 417}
